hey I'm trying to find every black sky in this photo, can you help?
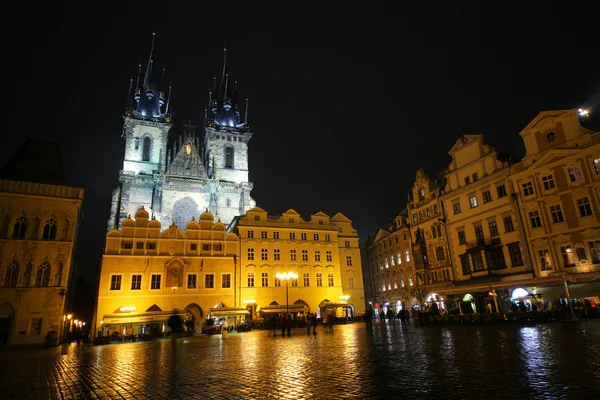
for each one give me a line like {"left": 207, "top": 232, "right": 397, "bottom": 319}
{"left": 3, "top": 3, "right": 600, "bottom": 288}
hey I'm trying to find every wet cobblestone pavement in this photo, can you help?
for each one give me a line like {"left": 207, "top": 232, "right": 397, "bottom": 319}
{"left": 1, "top": 320, "right": 600, "bottom": 399}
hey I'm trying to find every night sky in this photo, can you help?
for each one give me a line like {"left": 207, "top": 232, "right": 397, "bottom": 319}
{"left": 4, "top": 3, "right": 600, "bottom": 293}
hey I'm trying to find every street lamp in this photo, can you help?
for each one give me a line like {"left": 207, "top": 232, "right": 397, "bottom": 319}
{"left": 276, "top": 272, "right": 298, "bottom": 315}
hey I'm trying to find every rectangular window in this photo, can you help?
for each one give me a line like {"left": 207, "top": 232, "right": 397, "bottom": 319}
{"left": 203, "top": 244, "right": 210, "bottom": 251}
{"left": 290, "top": 232, "right": 296, "bottom": 240}
{"left": 261, "top": 248, "right": 268, "bottom": 261}
{"left": 589, "top": 240, "right": 600, "bottom": 263}
{"left": 261, "top": 230, "right": 267, "bottom": 239}
{"left": 413, "top": 214, "right": 417, "bottom": 223}
{"left": 485, "top": 247, "right": 506, "bottom": 270}
{"left": 344, "top": 240, "right": 350, "bottom": 248}
{"left": 475, "top": 225, "right": 484, "bottom": 240}
{"left": 550, "top": 204, "right": 564, "bottom": 223}
{"left": 346, "top": 255, "right": 353, "bottom": 266}
{"left": 426, "top": 207, "right": 431, "bottom": 217}
{"left": 542, "top": 175, "right": 556, "bottom": 190}
{"left": 436, "top": 246, "right": 445, "bottom": 261}
{"left": 327, "top": 251, "right": 334, "bottom": 262}
{"left": 482, "top": 191, "right": 492, "bottom": 203}
{"left": 301, "top": 232, "right": 307, "bottom": 240}
{"left": 497, "top": 185, "right": 507, "bottom": 198}
{"left": 504, "top": 216, "right": 514, "bottom": 232}
{"left": 473, "top": 173, "right": 479, "bottom": 182}
{"left": 187, "top": 274, "right": 197, "bottom": 289}
{"left": 261, "top": 272, "right": 268, "bottom": 287}
{"left": 247, "top": 230, "right": 254, "bottom": 239}
{"left": 465, "top": 176, "right": 470, "bottom": 185}
{"left": 274, "top": 231, "right": 280, "bottom": 239}
{"left": 538, "top": 250, "right": 551, "bottom": 271}
{"left": 432, "top": 226, "right": 437, "bottom": 239}
{"left": 123, "top": 242, "right": 133, "bottom": 249}
{"left": 405, "top": 250, "right": 410, "bottom": 262}
{"left": 529, "top": 211, "right": 542, "bottom": 228}
{"left": 303, "top": 272, "right": 310, "bottom": 286}
{"left": 136, "top": 242, "right": 144, "bottom": 250}
{"left": 419, "top": 211, "right": 423, "bottom": 220}
{"left": 247, "top": 272, "right": 255, "bottom": 287}
{"left": 469, "top": 196, "right": 478, "bottom": 208}
{"left": 290, "top": 249, "right": 297, "bottom": 261}
{"left": 453, "top": 202, "right": 461, "bottom": 214}
{"left": 489, "top": 221, "right": 499, "bottom": 237}
{"left": 189, "top": 243, "right": 197, "bottom": 251}
{"left": 313, "top": 233, "right": 319, "bottom": 241}
{"left": 314, "top": 250, "right": 321, "bottom": 262}
{"left": 568, "top": 167, "right": 582, "bottom": 182}
{"left": 275, "top": 277, "right": 281, "bottom": 287}
{"left": 302, "top": 249, "right": 309, "bottom": 261}
{"left": 593, "top": 159, "right": 600, "bottom": 175}
{"left": 348, "top": 276, "right": 355, "bottom": 289}
{"left": 131, "top": 274, "right": 142, "bottom": 290}
{"left": 316, "top": 272, "right": 323, "bottom": 286}
{"left": 274, "top": 249, "right": 281, "bottom": 261}
{"left": 110, "top": 275, "right": 122, "bottom": 291}
{"left": 222, "top": 273, "right": 231, "bottom": 288}
{"left": 151, "top": 274, "right": 161, "bottom": 290}
{"left": 328, "top": 273, "right": 334, "bottom": 286}
{"left": 247, "top": 248, "right": 255, "bottom": 260}
{"left": 433, "top": 204, "right": 439, "bottom": 214}
{"left": 436, "top": 225, "right": 442, "bottom": 238}
{"left": 458, "top": 230, "right": 466, "bottom": 245}
{"left": 325, "top": 234, "right": 331, "bottom": 241}
{"left": 471, "top": 251, "right": 484, "bottom": 271}
{"left": 508, "top": 243, "right": 524, "bottom": 266}
{"left": 522, "top": 182, "right": 534, "bottom": 196}
{"left": 291, "top": 278, "right": 298, "bottom": 287}
{"left": 147, "top": 242, "right": 156, "bottom": 250}
{"left": 578, "top": 197, "right": 593, "bottom": 217}
{"left": 460, "top": 254, "right": 471, "bottom": 275}
{"left": 205, "top": 274, "right": 214, "bottom": 289}
{"left": 30, "top": 318, "right": 43, "bottom": 335}
{"left": 576, "top": 247, "right": 587, "bottom": 262}
{"left": 560, "top": 246, "right": 575, "bottom": 267}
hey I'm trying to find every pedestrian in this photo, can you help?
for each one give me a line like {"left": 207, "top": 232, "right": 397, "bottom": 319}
{"left": 327, "top": 311, "right": 334, "bottom": 332}
{"left": 280, "top": 313, "right": 287, "bottom": 337}
{"left": 312, "top": 313, "right": 318, "bottom": 335}
{"left": 365, "top": 306, "right": 373, "bottom": 332}
{"left": 306, "top": 313, "right": 312, "bottom": 335}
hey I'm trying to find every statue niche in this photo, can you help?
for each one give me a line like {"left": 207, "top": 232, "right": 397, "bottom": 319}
{"left": 166, "top": 261, "right": 184, "bottom": 288}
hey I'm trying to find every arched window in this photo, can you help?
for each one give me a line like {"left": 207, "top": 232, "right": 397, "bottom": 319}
{"left": 225, "top": 147, "right": 234, "bottom": 168}
{"left": 3, "top": 260, "right": 19, "bottom": 287}
{"left": 35, "top": 261, "right": 51, "bottom": 287}
{"left": 42, "top": 219, "right": 57, "bottom": 240}
{"left": 142, "top": 137, "right": 152, "bottom": 161}
{"left": 12, "top": 216, "right": 27, "bottom": 239}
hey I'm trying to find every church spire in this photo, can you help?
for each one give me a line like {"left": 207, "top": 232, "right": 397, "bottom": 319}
{"left": 143, "top": 33, "right": 155, "bottom": 88}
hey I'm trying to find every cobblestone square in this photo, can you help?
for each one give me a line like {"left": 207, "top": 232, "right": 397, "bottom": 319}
{"left": 1, "top": 321, "right": 599, "bottom": 399}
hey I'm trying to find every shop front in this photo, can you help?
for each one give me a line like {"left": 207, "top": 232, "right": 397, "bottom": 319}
{"left": 207, "top": 307, "right": 251, "bottom": 333}
{"left": 99, "top": 307, "right": 191, "bottom": 343}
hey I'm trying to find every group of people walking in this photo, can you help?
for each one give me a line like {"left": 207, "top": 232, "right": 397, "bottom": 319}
{"left": 365, "top": 306, "right": 415, "bottom": 331}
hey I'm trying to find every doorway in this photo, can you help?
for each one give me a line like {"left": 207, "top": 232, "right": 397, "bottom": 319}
{"left": 0, "top": 302, "right": 15, "bottom": 346}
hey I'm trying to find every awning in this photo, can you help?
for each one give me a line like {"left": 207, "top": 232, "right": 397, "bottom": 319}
{"left": 568, "top": 282, "right": 600, "bottom": 299}
{"left": 319, "top": 301, "right": 349, "bottom": 308}
{"left": 533, "top": 285, "right": 566, "bottom": 301}
{"left": 210, "top": 307, "right": 250, "bottom": 317}
{"left": 260, "top": 305, "right": 307, "bottom": 314}
{"left": 102, "top": 312, "right": 188, "bottom": 326}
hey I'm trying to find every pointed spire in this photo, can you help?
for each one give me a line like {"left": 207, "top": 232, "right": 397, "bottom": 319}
{"left": 244, "top": 98, "right": 249, "bottom": 123}
{"left": 219, "top": 44, "right": 228, "bottom": 100}
{"left": 125, "top": 78, "right": 133, "bottom": 108}
{"left": 143, "top": 32, "right": 156, "bottom": 87}
{"left": 165, "top": 82, "right": 172, "bottom": 114}
{"left": 135, "top": 61, "right": 142, "bottom": 89}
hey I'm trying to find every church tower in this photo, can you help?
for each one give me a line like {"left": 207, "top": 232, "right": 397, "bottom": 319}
{"left": 108, "top": 39, "right": 255, "bottom": 232}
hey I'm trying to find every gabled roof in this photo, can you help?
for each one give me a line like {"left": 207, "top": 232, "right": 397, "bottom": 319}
{"left": 448, "top": 134, "right": 484, "bottom": 155}
{"left": 312, "top": 211, "right": 329, "bottom": 217}
{"left": 520, "top": 110, "right": 571, "bottom": 134}
{"left": 246, "top": 206, "right": 267, "bottom": 213}
{"left": 282, "top": 208, "right": 300, "bottom": 215}
{"left": 331, "top": 212, "right": 351, "bottom": 222}
{"left": 527, "top": 148, "right": 581, "bottom": 171}
{"left": 373, "top": 228, "right": 390, "bottom": 242}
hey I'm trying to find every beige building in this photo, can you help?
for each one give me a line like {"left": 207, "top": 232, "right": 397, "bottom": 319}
{"left": 509, "top": 109, "right": 600, "bottom": 284}
{"left": 439, "top": 134, "right": 532, "bottom": 312}
{"left": 230, "top": 207, "right": 365, "bottom": 320}
{"left": 0, "top": 140, "right": 84, "bottom": 346}
{"left": 365, "top": 213, "right": 415, "bottom": 314}
{"left": 407, "top": 169, "right": 453, "bottom": 307}
{"left": 95, "top": 208, "right": 240, "bottom": 337}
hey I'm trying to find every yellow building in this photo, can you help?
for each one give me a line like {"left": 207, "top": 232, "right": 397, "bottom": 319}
{"left": 439, "top": 134, "right": 532, "bottom": 312}
{"left": 365, "top": 213, "right": 415, "bottom": 315}
{"left": 407, "top": 169, "right": 453, "bottom": 307}
{"left": 95, "top": 208, "right": 240, "bottom": 338}
{"left": 0, "top": 140, "right": 84, "bottom": 346}
{"left": 509, "top": 109, "right": 600, "bottom": 288}
{"left": 229, "top": 207, "right": 365, "bottom": 320}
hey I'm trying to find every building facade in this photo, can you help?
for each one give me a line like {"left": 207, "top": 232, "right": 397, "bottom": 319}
{"left": 230, "top": 207, "right": 365, "bottom": 320}
{"left": 0, "top": 140, "right": 84, "bottom": 346}
{"left": 407, "top": 169, "right": 453, "bottom": 307}
{"left": 365, "top": 213, "right": 415, "bottom": 315}
{"left": 108, "top": 42, "right": 255, "bottom": 232}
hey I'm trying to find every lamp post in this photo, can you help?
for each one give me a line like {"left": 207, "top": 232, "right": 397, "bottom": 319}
{"left": 276, "top": 272, "right": 298, "bottom": 315}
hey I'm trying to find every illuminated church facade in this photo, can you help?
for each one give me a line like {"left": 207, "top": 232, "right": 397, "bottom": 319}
{"left": 107, "top": 39, "right": 255, "bottom": 232}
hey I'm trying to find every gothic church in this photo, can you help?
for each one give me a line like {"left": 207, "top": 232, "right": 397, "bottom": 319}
{"left": 108, "top": 39, "right": 255, "bottom": 231}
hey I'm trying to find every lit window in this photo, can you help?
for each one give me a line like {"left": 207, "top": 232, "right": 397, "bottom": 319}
{"left": 469, "top": 196, "right": 478, "bottom": 208}
{"left": 593, "top": 159, "right": 600, "bottom": 175}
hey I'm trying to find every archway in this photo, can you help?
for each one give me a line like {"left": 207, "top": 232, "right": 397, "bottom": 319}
{"left": 0, "top": 302, "right": 15, "bottom": 346}
{"left": 185, "top": 303, "right": 203, "bottom": 333}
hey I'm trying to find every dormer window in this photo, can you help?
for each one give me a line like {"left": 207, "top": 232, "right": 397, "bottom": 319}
{"left": 545, "top": 131, "right": 556, "bottom": 143}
